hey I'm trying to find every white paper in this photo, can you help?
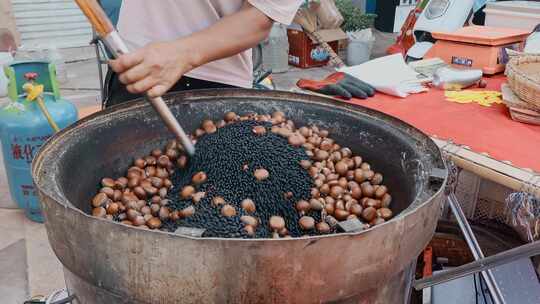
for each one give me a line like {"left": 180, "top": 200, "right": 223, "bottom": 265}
{"left": 525, "top": 31, "right": 540, "bottom": 54}
{"left": 339, "top": 54, "right": 427, "bottom": 98}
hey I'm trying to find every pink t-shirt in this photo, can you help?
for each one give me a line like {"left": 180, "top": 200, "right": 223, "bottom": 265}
{"left": 117, "top": 0, "right": 302, "bottom": 88}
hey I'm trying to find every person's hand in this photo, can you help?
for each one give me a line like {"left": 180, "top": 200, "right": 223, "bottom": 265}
{"left": 109, "top": 41, "right": 196, "bottom": 98}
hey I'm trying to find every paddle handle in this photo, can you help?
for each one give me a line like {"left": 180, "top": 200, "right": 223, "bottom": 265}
{"left": 73, "top": 0, "right": 196, "bottom": 156}
{"left": 74, "top": 0, "right": 114, "bottom": 37}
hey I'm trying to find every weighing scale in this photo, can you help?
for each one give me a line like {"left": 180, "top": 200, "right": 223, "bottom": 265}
{"left": 424, "top": 26, "right": 530, "bottom": 74}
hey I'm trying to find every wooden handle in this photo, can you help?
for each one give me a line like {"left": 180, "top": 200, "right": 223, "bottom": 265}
{"left": 74, "top": 0, "right": 114, "bottom": 36}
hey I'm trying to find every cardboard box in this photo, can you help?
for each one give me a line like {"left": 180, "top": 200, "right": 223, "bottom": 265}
{"left": 287, "top": 27, "right": 347, "bottom": 68}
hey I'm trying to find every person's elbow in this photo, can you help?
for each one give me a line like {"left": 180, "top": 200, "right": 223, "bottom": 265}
{"left": 254, "top": 13, "right": 273, "bottom": 40}
{"left": 245, "top": 4, "right": 273, "bottom": 41}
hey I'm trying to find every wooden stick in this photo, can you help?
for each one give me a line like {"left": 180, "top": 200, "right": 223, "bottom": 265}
{"left": 74, "top": 0, "right": 114, "bottom": 36}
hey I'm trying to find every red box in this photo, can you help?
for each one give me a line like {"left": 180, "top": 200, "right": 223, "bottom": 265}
{"left": 287, "top": 29, "right": 340, "bottom": 68}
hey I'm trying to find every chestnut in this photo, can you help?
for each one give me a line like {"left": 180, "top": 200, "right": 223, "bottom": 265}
{"left": 224, "top": 111, "right": 237, "bottom": 122}
{"left": 221, "top": 204, "right": 236, "bottom": 217}
{"left": 371, "top": 173, "right": 383, "bottom": 185}
{"left": 288, "top": 134, "right": 306, "bottom": 147}
{"left": 378, "top": 208, "right": 393, "bottom": 220}
{"left": 269, "top": 216, "right": 285, "bottom": 232}
{"left": 100, "top": 187, "right": 114, "bottom": 198}
{"left": 299, "top": 216, "right": 315, "bottom": 230}
{"left": 362, "top": 207, "right": 377, "bottom": 222}
{"left": 92, "top": 207, "right": 106, "bottom": 218}
{"left": 244, "top": 225, "right": 256, "bottom": 236}
{"left": 212, "top": 196, "right": 226, "bottom": 207}
{"left": 254, "top": 168, "right": 269, "bottom": 181}
{"left": 92, "top": 193, "right": 109, "bottom": 208}
{"left": 192, "top": 171, "right": 208, "bottom": 185}
{"left": 180, "top": 206, "right": 195, "bottom": 218}
{"left": 180, "top": 185, "right": 196, "bottom": 199}
{"left": 101, "top": 178, "right": 115, "bottom": 188}
{"left": 335, "top": 161, "right": 348, "bottom": 176}
{"left": 309, "top": 199, "right": 324, "bottom": 211}
{"left": 350, "top": 204, "right": 363, "bottom": 217}
{"left": 334, "top": 209, "right": 350, "bottom": 221}
{"left": 240, "top": 198, "right": 256, "bottom": 213}
{"left": 381, "top": 194, "right": 392, "bottom": 208}
{"left": 192, "top": 192, "right": 206, "bottom": 204}
{"left": 252, "top": 125, "right": 266, "bottom": 135}
{"left": 296, "top": 200, "right": 311, "bottom": 214}
{"left": 316, "top": 222, "right": 331, "bottom": 234}
{"left": 147, "top": 217, "right": 162, "bottom": 229}
{"left": 240, "top": 215, "right": 258, "bottom": 227}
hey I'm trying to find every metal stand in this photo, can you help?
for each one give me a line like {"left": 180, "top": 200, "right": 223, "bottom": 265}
{"left": 418, "top": 161, "right": 506, "bottom": 303}
{"left": 414, "top": 161, "right": 540, "bottom": 303}
{"left": 414, "top": 239, "right": 540, "bottom": 290}
{"left": 446, "top": 190, "right": 505, "bottom": 304}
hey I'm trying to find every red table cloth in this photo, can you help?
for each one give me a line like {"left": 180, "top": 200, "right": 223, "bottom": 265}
{"left": 342, "top": 76, "right": 540, "bottom": 173}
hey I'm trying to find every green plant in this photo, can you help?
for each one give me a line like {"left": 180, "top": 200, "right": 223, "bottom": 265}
{"left": 335, "top": 0, "right": 377, "bottom": 32}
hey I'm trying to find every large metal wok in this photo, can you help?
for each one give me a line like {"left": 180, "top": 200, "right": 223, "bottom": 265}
{"left": 32, "top": 89, "right": 447, "bottom": 304}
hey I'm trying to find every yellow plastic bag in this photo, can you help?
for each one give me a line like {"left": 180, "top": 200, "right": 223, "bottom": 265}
{"left": 445, "top": 90, "right": 502, "bottom": 107}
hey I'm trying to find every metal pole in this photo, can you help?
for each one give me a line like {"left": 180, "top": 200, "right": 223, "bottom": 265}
{"left": 414, "top": 240, "right": 540, "bottom": 290}
{"left": 403, "top": 260, "right": 417, "bottom": 304}
{"left": 444, "top": 193, "right": 506, "bottom": 304}
{"left": 93, "top": 33, "right": 104, "bottom": 107}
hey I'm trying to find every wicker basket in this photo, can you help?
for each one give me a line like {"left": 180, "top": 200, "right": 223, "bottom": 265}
{"left": 505, "top": 55, "right": 540, "bottom": 109}
{"left": 501, "top": 83, "right": 540, "bottom": 125}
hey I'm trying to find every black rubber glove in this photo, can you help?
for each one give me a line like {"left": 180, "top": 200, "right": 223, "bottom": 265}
{"left": 297, "top": 72, "right": 376, "bottom": 100}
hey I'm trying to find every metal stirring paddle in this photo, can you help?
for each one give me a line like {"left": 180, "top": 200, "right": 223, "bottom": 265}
{"left": 74, "top": 0, "right": 195, "bottom": 156}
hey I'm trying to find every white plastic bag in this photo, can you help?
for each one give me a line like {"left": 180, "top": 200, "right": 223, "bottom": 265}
{"left": 47, "top": 46, "right": 68, "bottom": 83}
{"left": 524, "top": 24, "right": 540, "bottom": 54}
{"left": 0, "top": 52, "right": 13, "bottom": 98}
{"left": 346, "top": 28, "right": 375, "bottom": 66}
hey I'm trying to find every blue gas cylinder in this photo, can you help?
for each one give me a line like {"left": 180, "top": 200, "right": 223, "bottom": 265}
{"left": 0, "top": 61, "right": 78, "bottom": 222}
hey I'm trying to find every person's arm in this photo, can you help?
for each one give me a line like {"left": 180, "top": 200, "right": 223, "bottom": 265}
{"left": 109, "top": 2, "right": 273, "bottom": 97}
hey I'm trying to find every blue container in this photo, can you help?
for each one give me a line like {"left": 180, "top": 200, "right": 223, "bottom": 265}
{"left": 0, "top": 61, "right": 78, "bottom": 222}
{"left": 366, "top": 0, "right": 376, "bottom": 13}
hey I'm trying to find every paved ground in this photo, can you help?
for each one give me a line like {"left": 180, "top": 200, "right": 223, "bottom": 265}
{"left": 0, "top": 210, "right": 65, "bottom": 302}
{"left": 0, "top": 30, "right": 397, "bottom": 302}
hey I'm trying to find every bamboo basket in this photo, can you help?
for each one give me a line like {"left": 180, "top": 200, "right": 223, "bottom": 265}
{"left": 501, "top": 83, "right": 540, "bottom": 125}
{"left": 505, "top": 55, "right": 540, "bottom": 109}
